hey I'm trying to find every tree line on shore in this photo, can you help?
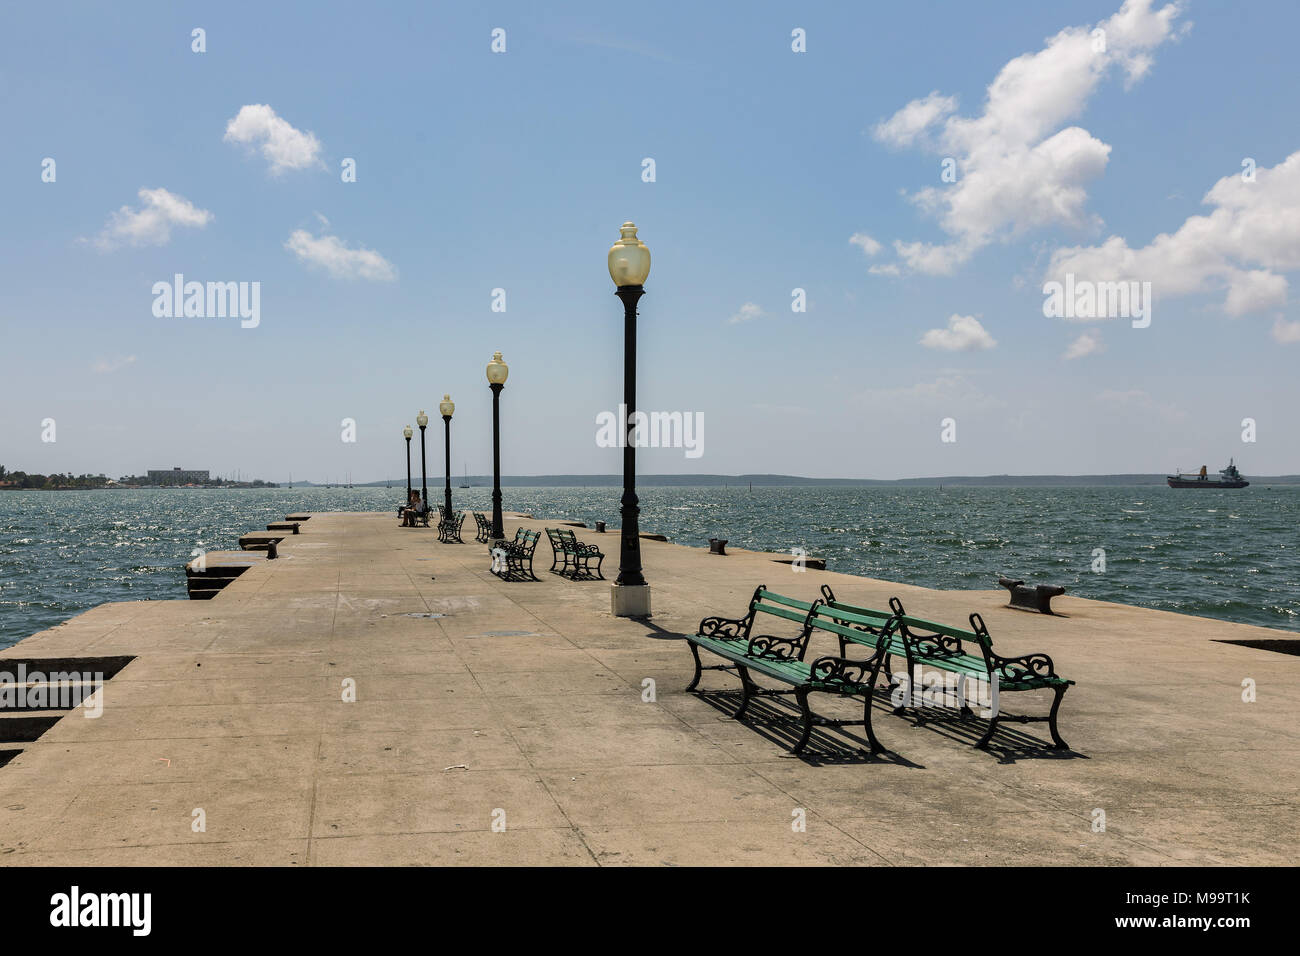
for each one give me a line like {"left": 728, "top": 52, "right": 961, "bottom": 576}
{"left": 0, "top": 466, "right": 276, "bottom": 490}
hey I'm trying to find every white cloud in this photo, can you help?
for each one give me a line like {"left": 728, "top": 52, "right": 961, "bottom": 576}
{"left": 1048, "top": 150, "right": 1300, "bottom": 318}
{"left": 92, "top": 355, "right": 136, "bottom": 374}
{"left": 873, "top": 0, "right": 1187, "bottom": 275}
{"left": 224, "top": 104, "right": 323, "bottom": 174}
{"left": 1063, "top": 329, "right": 1104, "bottom": 359}
{"left": 90, "top": 187, "right": 212, "bottom": 250}
{"left": 1273, "top": 318, "right": 1300, "bottom": 344}
{"left": 873, "top": 91, "right": 957, "bottom": 148}
{"left": 728, "top": 302, "right": 764, "bottom": 324}
{"left": 849, "top": 232, "right": 883, "bottom": 257}
{"left": 919, "top": 314, "right": 997, "bottom": 351}
{"left": 285, "top": 229, "right": 397, "bottom": 281}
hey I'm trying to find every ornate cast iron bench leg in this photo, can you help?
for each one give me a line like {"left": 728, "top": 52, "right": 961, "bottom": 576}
{"left": 734, "top": 664, "right": 756, "bottom": 719}
{"left": 1048, "top": 683, "right": 1070, "bottom": 749}
{"left": 792, "top": 688, "right": 815, "bottom": 754}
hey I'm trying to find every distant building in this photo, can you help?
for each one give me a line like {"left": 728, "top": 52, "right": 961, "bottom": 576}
{"left": 147, "top": 467, "right": 209, "bottom": 484}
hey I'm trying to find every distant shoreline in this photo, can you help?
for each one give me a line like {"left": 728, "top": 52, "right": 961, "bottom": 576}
{"left": 7, "top": 474, "right": 1300, "bottom": 489}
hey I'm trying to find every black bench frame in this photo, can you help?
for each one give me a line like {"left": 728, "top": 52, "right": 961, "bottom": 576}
{"left": 686, "top": 586, "right": 897, "bottom": 755}
{"left": 492, "top": 529, "right": 540, "bottom": 581}
{"left": 818, "top": 585, "right": 1074, "bottom": 750}
{"left": 546, "top": 527, "right": 605, "bottom": 579}
{"left": 438, "top": 510, "right": 466, "bottom": 544}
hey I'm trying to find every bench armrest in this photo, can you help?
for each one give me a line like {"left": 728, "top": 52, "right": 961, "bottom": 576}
{"left": 698, "top": 615, "right": 747, "bottom": 639}
{"left": 746, "top": 633, "right": 806, "bottom": 661}
{"left": 808, "top": 654, "right": 881, "bottom": 686}
{"left": 902, "top": 628, "right": 964, "bottom": 659}
{"left": 989, "top": 650, "right": 1060, "bottom": 682}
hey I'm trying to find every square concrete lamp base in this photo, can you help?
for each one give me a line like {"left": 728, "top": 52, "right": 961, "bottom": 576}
{"left": 611, "top": 583, "right": 651, "bottom": 618}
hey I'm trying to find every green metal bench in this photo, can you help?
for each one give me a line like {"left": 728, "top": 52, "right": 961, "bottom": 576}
{"left": 438, "top": 510, "right": 466, "bottom": 544}
{"left": 817, "top": 585, "right": 1074, "bottom": 750}
{"left": 546, "top": 527, "right": 605, "bottom": 579}
{"left": 493, "top": 528, "right": 540, "bottom": 581}
{"left": 687, "top": 586, "right": 896, "bottom": 755}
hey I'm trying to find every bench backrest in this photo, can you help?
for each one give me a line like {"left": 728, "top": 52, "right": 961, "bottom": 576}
{"left": 736, "top": 586, "right": 819, "bottom": 661}
{"left": 545, "top": 528, "right": 562, "bottom": 549}
{"left": 810, "top": 605, "right": 897, "bottom": 650}
{"left": 818, "top": 586, "right": 996, "bottom": 664}
{"left": 557, "top": 528, "right": 579, "bottom": 547}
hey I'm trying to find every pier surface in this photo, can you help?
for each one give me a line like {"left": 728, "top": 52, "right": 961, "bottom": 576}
{"left": 2, "top": 511, "right": 1296, "bottom": 866}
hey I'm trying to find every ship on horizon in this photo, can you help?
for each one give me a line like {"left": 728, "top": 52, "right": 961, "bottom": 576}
{"left": 1167, "top": 459, "right": 1249, "bottom": 489}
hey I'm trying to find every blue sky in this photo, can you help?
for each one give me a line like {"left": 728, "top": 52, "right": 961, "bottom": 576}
{"left": 2, "top": 0, "right": 1298, "bottom": 481}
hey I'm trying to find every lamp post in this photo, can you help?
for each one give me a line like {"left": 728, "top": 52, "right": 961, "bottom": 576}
{"left": 486, "top": 352, "right": 509, "bottom": 544}
{"left": 403, "top": 425, "right": 413, "bottom": 501}
{"left": 440, "top": 393, "right": 455, "bottom": 519}
{"left": 416, "top": 409, "right": 429, "bottom": 509}
{"left": 608, "top": 221, "right": 651, "bottom": 617}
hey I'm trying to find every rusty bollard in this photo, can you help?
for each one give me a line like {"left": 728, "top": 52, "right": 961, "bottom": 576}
{"left": 595, "top": 521, "right": 606, "bottom": 533}
{"left": 291, "top": 522, "right": 300, "bottom": 534}
{"left": 709, "top": 538, "right": 728, "bottom": 555}
{"left": 267, "top": 540, "right": 279, "bottom": 560}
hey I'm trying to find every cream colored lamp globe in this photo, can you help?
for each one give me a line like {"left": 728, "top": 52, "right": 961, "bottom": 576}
{"left": 486, "top": 352, "right": 509, "bottom": 385}
{"left": 608, "top": 221, "right": 651, "bottom": 287}
{"left": 439, "top": 394, "right": 455, "bottom": 418}
{"left": 416, "top": 410, "right": 429, "bottom": 428}
{"left": 402, "top": 425, "right": 413, "bottom": 439}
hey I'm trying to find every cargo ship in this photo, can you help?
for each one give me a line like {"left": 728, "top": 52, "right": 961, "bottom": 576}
{"left": 1167, "top": 459, "right": 1249, "bottom": 489}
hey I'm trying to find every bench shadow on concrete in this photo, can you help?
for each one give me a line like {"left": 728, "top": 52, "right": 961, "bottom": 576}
{"left": 693, "top": 689, "right": 921, "bottom": 767}
{"left": 694, "top": 685, "right": 1087, "bottom": 767}
{"left": 892, "top": 705, "right": 1088, "bottom": 765}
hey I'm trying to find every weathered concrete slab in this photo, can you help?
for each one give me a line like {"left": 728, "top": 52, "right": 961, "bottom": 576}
{"left": 0, "top": 510, "right": 1296, "bottom": 866}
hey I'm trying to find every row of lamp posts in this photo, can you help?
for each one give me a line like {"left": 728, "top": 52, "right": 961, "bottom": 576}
{"left": 399, "top": 221, "right": 650, "bottom": 617}
{"left": 401, "top": 355, "right": 509, "bottom": 546}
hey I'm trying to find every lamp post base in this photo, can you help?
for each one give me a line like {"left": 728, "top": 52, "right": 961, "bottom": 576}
{"left": 611, "top": 583, "right": 651, "bottom": 618}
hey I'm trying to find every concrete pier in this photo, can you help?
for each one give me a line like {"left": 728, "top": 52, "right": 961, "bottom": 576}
{"left": 0, "top": 511, "right": 1296, "bottom": 865}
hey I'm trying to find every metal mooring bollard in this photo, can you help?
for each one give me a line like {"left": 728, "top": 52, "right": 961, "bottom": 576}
{"left": 595, "top": 521, "right": 606, "bottom": 533}
{"left": 267, "top": 540, "right": 279, "bottom": 560}
{"left": 291, "top": 522, "right": 300, "bottom": 534}
{"left": 709, "top": 538, "right": 728, "bottom": 555}
{"left": 998, "top": 577, "right": 1064, "bottom": 614}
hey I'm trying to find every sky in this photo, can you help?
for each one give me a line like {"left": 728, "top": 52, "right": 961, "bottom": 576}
{"left": 2, "top": 0, "right": 1298, "bottom": 482}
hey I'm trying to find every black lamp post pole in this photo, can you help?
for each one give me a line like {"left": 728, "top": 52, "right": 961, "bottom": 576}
{"left": 490, "top": 383, "right": 504, "bottom": 540}
{"left": 419, "top": 425, "right": 428, "bottom": 507}
{"left": 442, "top": 414, "right": 453, "bottom": 518}
{"left": 615, "top": 284, "right": 646, "bottom": 587}
{"left": 404, "top": 437, "right": 412, "bottom": 499}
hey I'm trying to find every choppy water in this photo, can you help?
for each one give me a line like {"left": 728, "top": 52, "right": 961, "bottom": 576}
{"left": 1, "top": 485, "right": 1297, "bottom": 647}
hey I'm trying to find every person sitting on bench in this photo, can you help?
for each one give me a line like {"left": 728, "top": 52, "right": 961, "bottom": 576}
{"left": 401, "top": 490, "right": 424, "bottom": 527}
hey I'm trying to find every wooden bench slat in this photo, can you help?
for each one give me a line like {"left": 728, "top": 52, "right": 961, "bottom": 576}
{"left": 753, "top": 604, "right": 809, "bottom": 625}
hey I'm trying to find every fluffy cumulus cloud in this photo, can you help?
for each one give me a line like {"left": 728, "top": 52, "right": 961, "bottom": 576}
{"left": 285, "top": 229, "right": 397, "bottom": 281}
{"left": 870, "top": 0, "right": 1187, "bottom": 275}
{"left": 728, "top": 302, "right": 764, "bottom": 324}
{"left": 919, "top": 314, "right": 997, "bottom": 351}
{"left": 91, "top": 187, "right": 212, "bottom": 250}
{"left": 1063, "top": 329, "right": 1104, "bottom": 359}
{"left": 1047, "top": 150, "right": 1300, "bottom": 321}
{"left": 224, "top": 104, "right": 323, "bottom": 174}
